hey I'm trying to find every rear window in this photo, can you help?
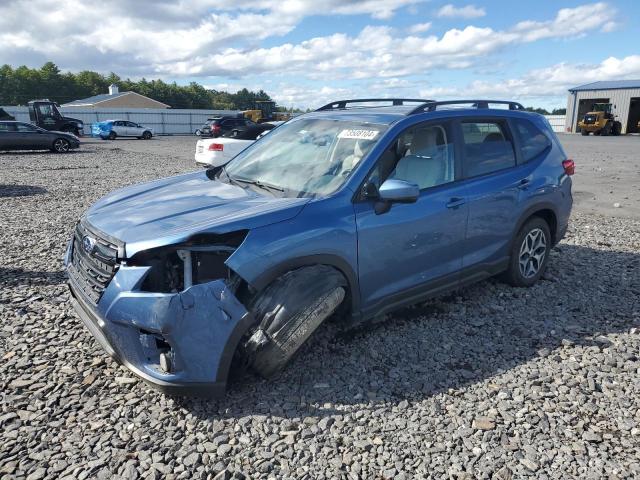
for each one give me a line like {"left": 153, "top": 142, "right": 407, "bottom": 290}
{"left": 461, "top": 121, "right": 516, "bottom": 177}
{"left": 513, "top": 118, "right": 551, "bottom": 162}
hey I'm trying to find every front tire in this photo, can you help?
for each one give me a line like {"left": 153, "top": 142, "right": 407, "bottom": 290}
{"left": 581, "top": 129, "right": 589, "bottom": 136}
{"left": 52, "top": 138, "right": 71, "bottom": 153}
{"left": 502, "top": 217, "right": 551, "bottom": 287}
{"left": 108, "top": 131, "right": 117, "bottom": 140}
{"left": 243, "top": 266, "right": 346, "bottom": 378}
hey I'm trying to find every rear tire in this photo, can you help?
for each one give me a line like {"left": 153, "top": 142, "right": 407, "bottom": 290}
{"left": 243, "top": 266, "right": 346, "bottom": 378}
{"left": 501, "top": 217, "right": 551, "bottom": 288}
{"left": 612, "top": 121, "right": 622, "bottom": 136}
{"left": 51, "top": 138, "right": 71, "bottom": 153}
{"left": 142, "top": 131, "right": 152, "bottom": 140}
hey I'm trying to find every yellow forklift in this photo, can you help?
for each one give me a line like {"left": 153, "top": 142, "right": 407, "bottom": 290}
{"left": 243, "top": 100, "right": 293, "bottom": 123}
{"left": 578, "top": 103, "right": 622, "bottom": 136}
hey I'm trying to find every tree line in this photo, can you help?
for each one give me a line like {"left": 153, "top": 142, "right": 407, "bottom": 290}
{"left": 0, "top": 62, "right": 277, "bottom": 110}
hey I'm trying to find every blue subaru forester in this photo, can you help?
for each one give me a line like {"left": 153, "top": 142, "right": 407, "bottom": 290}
{"left": 65, "top": 99, "right": 573, "bottom": 396}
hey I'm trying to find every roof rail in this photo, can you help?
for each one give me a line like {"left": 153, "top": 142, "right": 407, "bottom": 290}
{"left": 316, "top": 98, "right": 435, "bottom": 111}
{"left": 409, "top": 100, "right": 525, "bottom": 115}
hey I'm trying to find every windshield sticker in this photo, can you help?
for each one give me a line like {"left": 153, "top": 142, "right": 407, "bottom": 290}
{"left": 338, "top": 129, "right": 379, "bottom": 140}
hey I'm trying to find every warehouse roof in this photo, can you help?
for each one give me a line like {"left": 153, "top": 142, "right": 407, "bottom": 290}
{"left": 63, "top": 92, "right": 129, "bottom": 106}
{"left": 569, "top": 80, "right": 640, "bottom": 92}
{"left": 62, "top": 91, "right": 170, "bottom": 108}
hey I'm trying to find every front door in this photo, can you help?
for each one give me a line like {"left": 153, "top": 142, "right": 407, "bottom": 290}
{"left": 126, "top": 121, "right": 141, "bottom": 137}
{"left": 15, "top": 123, "right": 45, "bottom": 149}
{"left": 354, "top": 120, "right": 468, "bottom": 312}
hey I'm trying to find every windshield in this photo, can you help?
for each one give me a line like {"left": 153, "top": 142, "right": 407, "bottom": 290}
{"left": 223, "top": 118, "right": 387, "bottom": 197}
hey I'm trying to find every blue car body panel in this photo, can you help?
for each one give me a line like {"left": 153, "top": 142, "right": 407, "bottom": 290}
{"left": 66, "top": 104, "right": 573, "bottom": 395}
{"left": 91, "top": 121, "right": 113, "bottom": 139}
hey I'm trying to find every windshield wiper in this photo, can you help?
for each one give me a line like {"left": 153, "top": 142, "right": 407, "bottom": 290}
{"left": 229, "top": 175, "right": 285, "bottom": 194}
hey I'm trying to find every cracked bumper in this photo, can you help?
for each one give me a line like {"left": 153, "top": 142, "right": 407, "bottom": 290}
{"left": 65, "top": 243, "right": 253, "bottom": 397}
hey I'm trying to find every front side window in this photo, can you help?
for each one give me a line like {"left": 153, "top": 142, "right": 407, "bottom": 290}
{"left": 461, "top": 121, "right": 516, "bottom": 177}
{"left": 388, "top": 123, "right": 455, "bottom": 190}
{"left": 513, "top": 118, "right": 551, "bottom": 162}
{"left": 224, "top": 118, "right": 388, "bottom": 197}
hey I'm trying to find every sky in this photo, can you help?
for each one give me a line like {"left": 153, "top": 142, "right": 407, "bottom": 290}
{"left": 1, "top": 0, "right": 639, "bottom": 110}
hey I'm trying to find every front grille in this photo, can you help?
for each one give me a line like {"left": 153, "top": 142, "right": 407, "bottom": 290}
{"left": 584, "top": 115, "right": 597, "bottom": 125}
{"left": 69, "top": 222, "right": 120, "bottom": 305}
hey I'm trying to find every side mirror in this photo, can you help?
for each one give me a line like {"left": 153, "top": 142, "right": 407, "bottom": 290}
{"left": 378, "top": 179, "right": 420, "bottom": 203}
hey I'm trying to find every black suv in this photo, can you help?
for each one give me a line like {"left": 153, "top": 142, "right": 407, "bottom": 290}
{"left": 197, "top": 116, "right": 274, "bottom": 139}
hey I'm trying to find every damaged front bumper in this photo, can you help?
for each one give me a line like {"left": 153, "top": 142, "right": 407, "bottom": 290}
{"left": 64, "top": 240, "right": 253, "bottom": 397}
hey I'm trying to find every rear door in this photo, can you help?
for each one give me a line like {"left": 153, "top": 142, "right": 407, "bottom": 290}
{"left": 456, "top": 117, "right": 526, "bottom": 270}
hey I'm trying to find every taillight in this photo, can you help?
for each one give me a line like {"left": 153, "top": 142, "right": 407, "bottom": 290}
{"left": 208, "top": 143, "right": 223, "bottom": 151}
{"left": 562, "top": 159, "right": 575, "bottom": 176}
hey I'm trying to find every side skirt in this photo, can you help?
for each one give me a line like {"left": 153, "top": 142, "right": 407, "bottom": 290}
{"left": 356, "top": 257, "right": 509, "bottom": 325}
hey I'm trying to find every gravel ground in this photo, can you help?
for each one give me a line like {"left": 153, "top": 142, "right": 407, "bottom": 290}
{"left": 1, "top": 135, "right": 639, "bottom": 479}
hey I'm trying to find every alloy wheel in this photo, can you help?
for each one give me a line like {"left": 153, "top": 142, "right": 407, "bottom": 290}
{"left": 518, "top": 228, "right": 547, "bottom": 279}
{"left": 54, "top": 139, "right": 70, "bottom": 152}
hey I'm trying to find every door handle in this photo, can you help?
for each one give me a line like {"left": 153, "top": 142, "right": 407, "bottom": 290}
{"left": 517, "top": 178, "right": 531, "bottom": 190}
{"left": 446, "top": 197, "right": 466, "bottom": 209}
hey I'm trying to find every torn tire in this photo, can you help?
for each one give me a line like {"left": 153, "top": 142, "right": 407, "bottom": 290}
{"left": 244, "top": 265, "right": 346, "bottom": 378}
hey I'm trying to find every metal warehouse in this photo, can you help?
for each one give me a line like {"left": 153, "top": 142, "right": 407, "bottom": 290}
{"left": 565, "top": 80, "right": 640, "bottom": 134}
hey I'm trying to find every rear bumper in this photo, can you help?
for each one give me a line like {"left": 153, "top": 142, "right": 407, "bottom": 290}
{"left": 65, "top": 240, "right": 253, "bottom": 397}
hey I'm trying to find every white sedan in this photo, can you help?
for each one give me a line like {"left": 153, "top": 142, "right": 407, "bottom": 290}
{"left": 194, "top": 137, "right": 254, "bottom": 167}
{"left": 108, "top": 120, "right": 154, "bottom": 139}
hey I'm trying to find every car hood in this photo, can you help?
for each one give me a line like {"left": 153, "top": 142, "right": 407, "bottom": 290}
{"left": 84, "top": 171, "right": 309, "bottom": 257}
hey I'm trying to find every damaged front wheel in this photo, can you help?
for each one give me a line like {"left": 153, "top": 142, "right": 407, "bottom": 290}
{"left": 242, "top": 265, "right": 347, "bottom": 378}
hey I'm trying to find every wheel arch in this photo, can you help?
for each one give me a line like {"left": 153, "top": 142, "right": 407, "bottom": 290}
{"left": 512, "top": 203, "right": 558, "bottom": 247}
{"left": 245, "top": 254, "right": 360, "bottom": 315}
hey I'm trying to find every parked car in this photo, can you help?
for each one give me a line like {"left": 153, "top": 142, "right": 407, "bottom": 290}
{"left": 195, "top": 137, "right": 254, "bottom": 168}
{"left": 198, "top": 115, "right": 274, "bottom": 138}
{"left": 92, "top": 120, "right": 153, "bottom": 140}
{"left": 0, "top": 121, "right": 80, "bottom": 152}
{"left": 195, "top": 123, "right": 281, "bottom": 168}
{"left": 0, "top": 108, "right": 15, "bottom": 121}
{"left": 65, "top": 98, "right": 573, "bottom": 396}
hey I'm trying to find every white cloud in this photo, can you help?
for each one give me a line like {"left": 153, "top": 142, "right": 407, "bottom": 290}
{"left": 408, "top": 22, "right": 432, "bottom": 34}
{"left": 436, "top": 4, "right": 486, "bottom": 19}
{"left": 159, "top": 4, "right": 617, "bottom": 80}
{"left": 418, "top": 55, "right": 640, "bottom": 100}
{"left": 511, "top": 2, "right": 613, "bottom": 42}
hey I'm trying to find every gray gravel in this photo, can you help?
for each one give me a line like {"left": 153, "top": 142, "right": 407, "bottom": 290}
{"left": 1, "top": 135, "right": 639, "bottom": 479}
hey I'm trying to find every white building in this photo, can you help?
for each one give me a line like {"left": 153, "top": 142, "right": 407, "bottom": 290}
{"left": 565, "top": 80, "right": 640, "bottom": 134}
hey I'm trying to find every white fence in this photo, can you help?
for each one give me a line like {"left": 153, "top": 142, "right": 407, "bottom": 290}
{"left": 544, "top": 115, "right": 567, "bottom": 133}
{"left": 1, "top": 106, "right": 241, "bottom": 135}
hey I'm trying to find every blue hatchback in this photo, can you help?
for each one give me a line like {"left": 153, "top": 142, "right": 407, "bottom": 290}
{"left": 65, "top": 98, "right": 573, "bottom": 395}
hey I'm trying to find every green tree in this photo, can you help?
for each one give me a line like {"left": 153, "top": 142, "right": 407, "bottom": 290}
{"left": 0, "top": 62, "right": 275, "bottom": 110}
